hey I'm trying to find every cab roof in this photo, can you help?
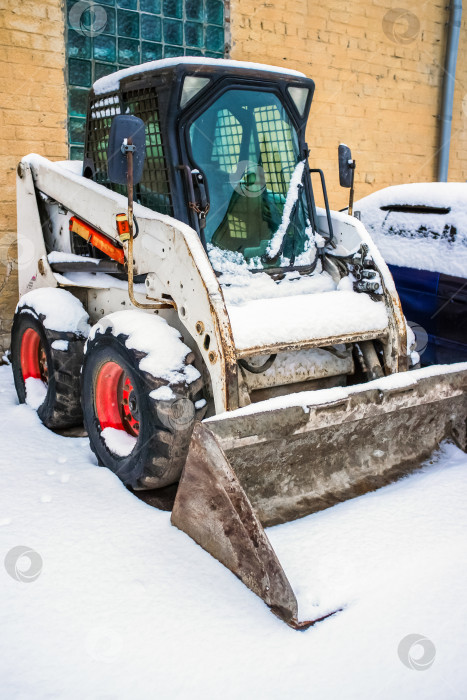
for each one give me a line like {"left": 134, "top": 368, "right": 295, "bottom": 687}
{"left": 92, "top": 56, "right": 307, "bottom": 96}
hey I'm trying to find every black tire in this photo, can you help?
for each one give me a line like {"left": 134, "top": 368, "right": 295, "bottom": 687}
{"left": 82, "top": 325, "right": 206, "bottom": 489}
{"left": 11, "top": 305, "right": 86, "bottom": 429}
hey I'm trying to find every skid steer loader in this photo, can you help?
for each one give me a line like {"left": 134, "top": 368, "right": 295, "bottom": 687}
{"left": 11, "top": 57, "right": 467, "bottom": 629}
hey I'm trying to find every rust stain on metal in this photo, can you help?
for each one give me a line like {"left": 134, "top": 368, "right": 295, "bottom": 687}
{"left": 207, "top": 367, "right": 467, "bottom": 526}
{"left": 235, "top": 329, "right": 388, "bottom": 359}
{"left": 379, "top": 271, "right": 408, "bottom": 373}
{"left": 183, "top": 238, "right": 239, "bottom": 411}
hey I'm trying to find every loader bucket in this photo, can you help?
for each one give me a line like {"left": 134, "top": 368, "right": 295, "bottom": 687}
{"left": 171, "top": 364, "right": 467, "bottom": 627}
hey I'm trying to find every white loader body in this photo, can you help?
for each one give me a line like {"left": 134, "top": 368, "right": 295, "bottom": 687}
{"left": 17, "top": 154, "right": 408, "bottom": 415}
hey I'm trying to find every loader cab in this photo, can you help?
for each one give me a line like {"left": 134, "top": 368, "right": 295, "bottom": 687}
{"left": 83, "top": 59, "right": 320, "bottom": 269}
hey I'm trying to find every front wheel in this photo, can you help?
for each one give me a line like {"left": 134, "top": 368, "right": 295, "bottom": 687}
{"left": 82, "top": 313, "right": 206, "bottom": 489}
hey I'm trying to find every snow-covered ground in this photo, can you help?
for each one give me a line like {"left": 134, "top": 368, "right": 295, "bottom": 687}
{"left": 1, "top": 363, "right": 466, "bottom": 699}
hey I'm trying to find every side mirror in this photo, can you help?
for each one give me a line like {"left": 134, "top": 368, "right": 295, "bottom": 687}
{"left": 338, "top": 143, "right": 354, "bottom": 188}
{"left": 338, "top": 143, "right": 357, "bottom": 216}
{"left": 107, "top": 114, "right": 146, "bottom": 185}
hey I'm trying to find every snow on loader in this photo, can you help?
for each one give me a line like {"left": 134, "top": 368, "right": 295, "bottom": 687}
{"left": 11, "top": 58, "right": 467, "bottom": 628}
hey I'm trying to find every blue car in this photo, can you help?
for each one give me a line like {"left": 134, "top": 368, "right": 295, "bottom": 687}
{"left": 355, "top": 183, "right": 467, "bottom": 364}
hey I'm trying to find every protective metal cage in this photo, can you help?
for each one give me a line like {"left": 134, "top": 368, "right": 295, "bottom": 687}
{"left": 85, "top": 86, "right": 173, "bottom": 217}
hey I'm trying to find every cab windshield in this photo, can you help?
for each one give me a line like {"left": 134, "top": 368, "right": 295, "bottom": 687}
{"left": 188, "top": 89, "right": 313, "bottom": 267}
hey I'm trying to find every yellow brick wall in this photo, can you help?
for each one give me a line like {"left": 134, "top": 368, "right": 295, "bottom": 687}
{"left": 0, "top": 0, "right": 67, "bottom": 353}
{"left": 230, "top": 0, "right": 466, "bottom": 210}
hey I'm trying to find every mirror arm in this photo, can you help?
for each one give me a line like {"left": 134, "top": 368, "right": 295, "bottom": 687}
{"left": 348, "top": 160, "right": 356, "bottom": 217}
{"left": 309, "top": 168, "right": 334, "bottom": 244}
{"left": 124, "top": 137, "right": 176, "bottom": 311}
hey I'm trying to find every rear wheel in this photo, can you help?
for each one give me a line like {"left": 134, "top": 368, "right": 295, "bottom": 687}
{"left": 11, "top": 297, "right": 87, "bottom": 429}
{"left": 82, "top": 317, "right": 206, "bottom": 489}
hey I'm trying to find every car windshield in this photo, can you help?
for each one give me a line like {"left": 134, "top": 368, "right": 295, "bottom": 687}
{"left": 188, "top": 89, "right": 314, "bottom": 267}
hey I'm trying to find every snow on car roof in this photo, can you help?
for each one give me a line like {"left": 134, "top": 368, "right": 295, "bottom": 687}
{"left": 356, "top": 182, "right": 467, "bottom": 210}
{"left": 355, "top": 182, "right": 467, "bottom": 279}
{"left": 93, "top": 57, "right": 306, "bottom": 95}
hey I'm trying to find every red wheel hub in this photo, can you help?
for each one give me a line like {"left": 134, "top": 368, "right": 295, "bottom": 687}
{"left": 95, "top": 361, "right": 140, "bottom": 437}
{"left": 21, "top": 328, "right": 48, "bottom": 384}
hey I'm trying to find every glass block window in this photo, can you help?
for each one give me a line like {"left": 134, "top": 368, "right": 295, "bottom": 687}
{"left": 66, "top": 0, "right": 226, "bottom": 159}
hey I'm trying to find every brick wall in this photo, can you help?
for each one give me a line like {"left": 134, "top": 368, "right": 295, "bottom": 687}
{"left": 230, "top": 0, "right": 467, "bottom": 210}
{"left": 0, "top": 0, "right": 67, "bottom": 354}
